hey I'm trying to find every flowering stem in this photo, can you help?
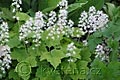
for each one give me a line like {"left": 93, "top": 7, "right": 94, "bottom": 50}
{"left": 24, "top": 43, "right": 29, "bottom": 54}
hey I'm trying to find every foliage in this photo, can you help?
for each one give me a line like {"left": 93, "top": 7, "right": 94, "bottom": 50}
{"left": 0, "top": 0, "right": 120, "bottom": 80}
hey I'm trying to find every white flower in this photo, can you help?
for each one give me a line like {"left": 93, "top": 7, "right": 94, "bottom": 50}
{"left": 19, "top": 11, "right": 45, "bottom": 47}
{"left": 47, "top": 11, "right": 57, "bottom": 27}
{"left": 33, "top": 11, "right": 46, "bottom": 47}
{"left": 57, "top": 0, "right": 68, "bottom": 9}
{"left": 11, "top": 0, "right": 22, "bottom": 20}
{"left": 57, "top": 9, "right": 68, "bottom": 27}
{"left": 46, "top": 0, "right": 80, "bottom": 40}
{"left": 68, "top": 20, "right": 74, "bottom": 27}
{"left": 68, "top": 58, "right": 74, "bottom": 62}
{"left": 66, "top": 42, "right": 77, "bottom": 62}
{"left": 78, "top": 6, "right": 109, "bottom": 34}
{"left": 0, "top": 22, "right": 9, "bottom": 45}
{"left": 0, "top": 45, "right": 11, "bottom": 75}
{"left": 95, "top": 43, "right": 110, "bottom": 62}
{"left": 19, "top": 18, "right": 33, "bottom": 42}
{"left": 11, "top": 0, "right": 22, "bottom": 12}
{"left": 83, "top": 40, "right": 88, "bottom": 46}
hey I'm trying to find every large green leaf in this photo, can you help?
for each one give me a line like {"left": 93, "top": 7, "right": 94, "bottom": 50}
{"left": 40, "top": 49, "right": 65, "bottom": 69}
{"left": 11, "top": 48, "right": 28, "bottom": 62}
{"left": 36, "top": 65, "right": 61, "bottom": 80}
{"left": 38, "top": 0, "right": 60, "bottom": 12}
{"left": 9, "top": 69, "right": 21, "bottom": 80}
{"left": 107, "top": 39, "right": 119, "bottom": 62}
{"left": 70, "top": 60, "right": 89, "bottom": 80}
{"left": 61, "top": 62, "right": 77, "bottom": 75}
{"left": 16, "top": 12, "right": 30, "bottom": 21}
{"left": 7, "top": 36, "right": 21, "bottom": 48}
{"left": 0, "top": 8, "right": 14, "bottom": 21}
{"left": 105, "top": 3, "right": 116, "bottom": 19}
{"left": 68, "top": 2, "right": 88, "bottom": 13}
{"left": 80, "top": 48, "right": 91, "bottom": 62}
{"left": 107, "top": 62, "right": 120, "bottom": 79}
{"left": 88, "top": 59, "right": 107, "bottom": 80}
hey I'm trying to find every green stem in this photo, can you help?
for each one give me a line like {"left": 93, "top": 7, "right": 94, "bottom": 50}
{"left": 24, "top": 43, "right": 29, "bottom": 54}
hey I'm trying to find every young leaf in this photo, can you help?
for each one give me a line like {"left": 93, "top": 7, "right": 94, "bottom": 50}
{"left": 15, "top": 61, "right": 31, "bottom": 80}
{"left": 25, "top": 56, "right": 37, "bottom": 67}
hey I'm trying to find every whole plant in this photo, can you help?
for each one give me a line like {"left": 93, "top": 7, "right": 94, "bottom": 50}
{"left": 0, "top": 0, "right": 120, "bottom": 80}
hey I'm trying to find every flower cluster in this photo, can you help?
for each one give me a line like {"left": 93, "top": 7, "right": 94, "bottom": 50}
{"left": 19, "top": 11, "right": 45, "bottom": 47}
{"left": 57, "top": 0, "right": 68, "bottom": 9}
{"left": 0, "top": 22, "right": 9, "bottom": 45}
{"left": 47, "top": 11, "right": 57, "bottom": 27}
{"left": 19, "top": 18, "right": 33, "bottom": 44}
{"left": 0, "top": 45, "right": 11, "bottom": 76}
{"left": 95, "top": 43, "right": 110, "bottom": 62}
{"left": 33, "top": 11, "right": 45, "bottom": 47}
{"left": 46, "top": 0, "right": 83, "bottom": 40}
{"left": 57, "top": 0, "right": 68, "bottom": 27}
{"left": 66, "top": 42, "right": 76, "bottom": 62}
{"left": 11, "top": 0, "right": 22, "bottom": 20}
{"left": 46, "top": 0, "right": 69, "bottom": 40}
{"left": 78, "top": 6, "right": 109, "bottom": 33}
{"left": 11, "top": 0, "right": 22, "bottom": 13}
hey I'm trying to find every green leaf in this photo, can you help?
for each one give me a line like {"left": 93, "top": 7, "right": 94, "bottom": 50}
{"left": 89, "top": 59, "right": 107, "bottom": 80}
{"left": 107, "top": 62, "right": 120, "bottom": 79}
{"left": 15, "top": 61, "right": 31, "bottom": 80}
{"left": 0, "top": 0, "right": 11, "bottom": 8}
{"left": 22, "top": 0, "right": 33, "bottom": 12}
{"left": 0, "top": 8, "right": 14, "bottom": 21}
{"left": 61, "top": 62, "right": 77, "bottom": 75}
{"left": 9, "top": 69, "right": 21, "bottom": 80}
{"left": 36, "top": 65, "right": 61, "bottom": 80}
{"left": 88, "top": 0, "right": 104, "bottom": 10}
{"left": 107, "top": 39, "right": 119, "bottom": 50}
{"left": 76, "top": 0, "right": 88, "bottom": 3}
{"left": 68, "top": 2, "right": 88, "bottom": 13}
{"left": 7, "top": 36, "right": 21, "bottom": 48}
{"left": 42, "top": 6, "right": 56, "bottom": 13}
{"left": 88, "top": 37, "right": 102, "bottom": 51}
{"left": 47, "top": 0, "right": 60, "bottom": 7}
{"left": 40, "top": 49, "right": 65, "bottom": 69}
{"left": 32, "top": 78, "right": 39, "bottom": 80}
{"left": 106, "top": 3, "right": 116, "bottom": 19}
{"left": 16, "top": 12, "right": 30, "bottom": 21}
{"left": 11, "top": 48, "right": 28, "bottom": 62}
{"left": 70, "top": 60, "right": 89, "bottom": 80}
{"left": 38, "top": 0, "right": 60, "bottom": 11}
{"left": 80, "top": 48, "right": 91, "bottom": 62}
{"left": 107, "top": 39, "right": 119, "bottom": 61}
{"left": 25, "top": 56, "right": 37, "bottom": 67}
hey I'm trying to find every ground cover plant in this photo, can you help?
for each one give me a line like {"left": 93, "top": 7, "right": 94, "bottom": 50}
{"left": 0, "top": 0, "right": 120, "bottom": 80}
